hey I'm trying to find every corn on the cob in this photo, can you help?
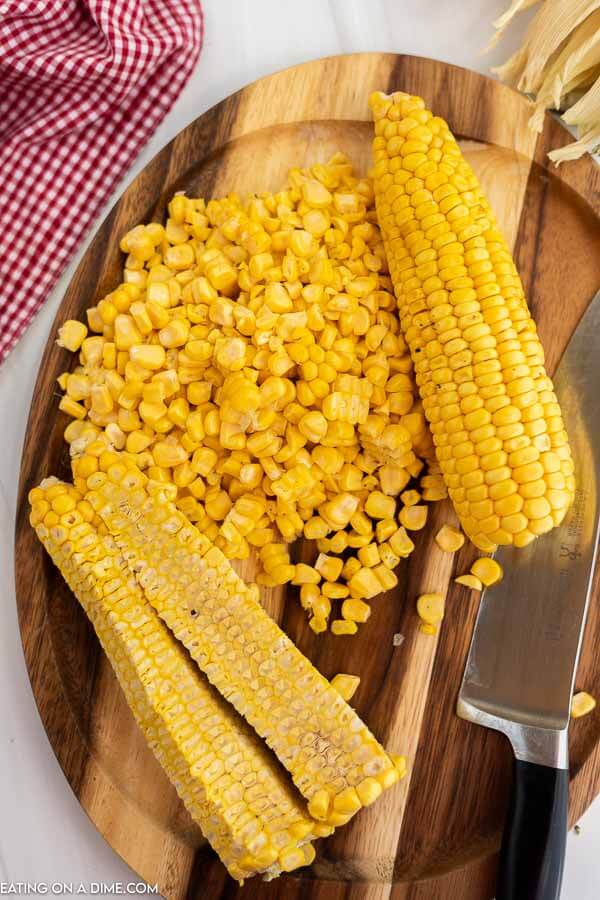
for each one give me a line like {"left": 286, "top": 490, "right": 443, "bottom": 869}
{"left": 370, "top": 91, "right": 575, "bottom": 552}
{"left": 80, "top": 452, "right": 402, "bottom": 826}
{"left": 29, "top": 479, "right": 321, "bottom": 881}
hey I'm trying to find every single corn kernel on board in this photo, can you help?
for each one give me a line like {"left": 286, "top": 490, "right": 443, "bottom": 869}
{"left": 16, "top": 54, "right": 600, "bottom": 900}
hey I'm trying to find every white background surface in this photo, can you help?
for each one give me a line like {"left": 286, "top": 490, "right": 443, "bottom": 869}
{"left": 1, "top": 1, "right": 598, "bottom": 897}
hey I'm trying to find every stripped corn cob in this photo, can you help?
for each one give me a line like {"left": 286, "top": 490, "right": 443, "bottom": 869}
{"left": 370, "top": 91, "right": 575, "bottom": 551}
{"left": 80, "top": 452, "right": 402, "bottom": 826}
{"left": 29, "top": 479, "right": 322, "bottom": 881}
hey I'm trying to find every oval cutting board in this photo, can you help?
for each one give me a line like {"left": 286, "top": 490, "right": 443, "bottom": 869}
{"left": 15, "top": 54, "right": 600, "bottom": 900}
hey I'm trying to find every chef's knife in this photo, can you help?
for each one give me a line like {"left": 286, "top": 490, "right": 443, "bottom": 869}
{"left": 457, "top": 287, "right": 600, "bottom": 900}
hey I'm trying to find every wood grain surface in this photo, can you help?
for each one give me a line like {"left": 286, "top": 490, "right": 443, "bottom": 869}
{"left": 15, "top": 53, "right": 600, "bottom": 900}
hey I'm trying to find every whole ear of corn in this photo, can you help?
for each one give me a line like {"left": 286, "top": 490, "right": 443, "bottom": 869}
{"left": 29, "top": 479, "right": 321, "bottom": 882}
{"left": 80, "top": 452, "right": 402, "bottom": 827}
{"left": 369, "top": 91, "right": 575, "bottom": 552}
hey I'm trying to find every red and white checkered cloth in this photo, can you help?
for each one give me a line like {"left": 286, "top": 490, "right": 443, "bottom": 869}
{"left": 0, "top": 0, "right": 203, "bottom": 364}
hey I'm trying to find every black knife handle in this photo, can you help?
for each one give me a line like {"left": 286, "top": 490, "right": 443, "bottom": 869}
{"left": 497, "top": 758, "right": 569, "bottom": 900}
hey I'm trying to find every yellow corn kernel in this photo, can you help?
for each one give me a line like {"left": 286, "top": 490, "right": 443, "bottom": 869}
{"left": 388, "top": 526, "right": 415, "bottom": 557}
{"left": 350, "top": 511, "right": 372, "bottom": 536}
{"left": 399, "top": 490, "right": 420, "bottom": 509}
{"left": 417, "top": 593, "right": 445, "bottom": 628}
{"left": 331, "top": 619, "right": 358, "bottom": 636}
{"left": 455, "top": 573, "right": 483, "bottom": 591}
{"left": 375, "top": 518, "right": 396, "bottom": 543}
{"left": 435, "top": 524, "right": 465, "bottom": 553}
{"left": 90, "top": 384, "right": 113, "bottom": 416}
{"left": 129, "top": 344, "right": 166, "bottom": 370}
{"left": 125, "top": 430, "right": 152, "bottom": 454}
{"left": 191, "top": 447, "right": 218, "bottom": 476}
{"left": 138, "top": 400, "right": 167, "bottom": 427}
{"left": 320, "top": 493, "right": 359, "bottom": 530}
{"left": 292, "top": 563, "right": 320, "bottom": 585}
{"left": 328, "top": 532, "right": 347, "bottom": 555}
{"left": 342, "top": 557, "right": 361, "bottom": 581}
{"left": 298, "top": 411, "right": 328, "bottom": 443}
{"left": 57, "top": 320, "right": 88, "bottom": 352}
{"left": 299, "top": 583, "right": 320, "bottom": 611}
{"left": 159, "top": 319, "right": 190, "bottom": 348}
{"left": 164, "top": 242, "right": 195, "bottom": 270}
{"left": 470, "top": 557, "right": 503, "bottom": 587}
{"left": 81, "top": 336, "right": 105, "bottom": 366}
{"left": 59, "top": 396, "right": 87, "bottom": 419}
{"left": 65, "top": 373, "right": 91, "bottom": 401}
{"left": 114, "top": 315, "right": 142, "bottom": 350}
{"left": 571, "top": 691, "right": 596, "bottom": 719}
{"left": 86, "top": 306, "right": 104, "bottom": 332}
{"left": 357, "top": 543, "right": 380, "bottom": 568}
{"left": 399, "top": 505, "right": 428, "bottom": 530}
{"left": 341, "top": 598, "right": 371, "bottom": 623}
{"left": 146, "top": 299, "right": 170, "bottom": 328}
{"left": 309, "top": 615, "right": 328, "bottom": 634}
{"left": 348, "top": 567, "right": 381, "bottom": 600}
{"left": 365, "top": 491, "right": 396, "bottom": 519}
{"left": 347, "top": 532, "right": 371, "bottom": 549}
{"left": 312, "top": 446, "right": 344, "bottom": 475}
{"left": 315, "top": 554, "right": 344, "bottom": 582}
{"left": 322, "top": 582, "right": 349, "bottom": 599}
{"left": 152, "top": 440, "right": 188, "bottom": 469}
{"left": 379, "top": 542, "right": 400, "bottom": 570}
{"left": 330, "top": 674, "right": 360, "bottom": 702}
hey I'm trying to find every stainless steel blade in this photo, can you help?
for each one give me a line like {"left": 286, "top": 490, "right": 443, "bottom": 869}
{"left": 458, "top": 289, "right": 600, "bottom": 767}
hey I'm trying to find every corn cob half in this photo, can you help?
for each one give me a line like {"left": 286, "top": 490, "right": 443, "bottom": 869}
{"left": 78, "top": 451, "right": 402, "bottom": 827}
{"left": 370, "top": 91, "right": 575, "bottom": 551}
{"left": 29, "top": 479, "right": 322, "bottom": 882}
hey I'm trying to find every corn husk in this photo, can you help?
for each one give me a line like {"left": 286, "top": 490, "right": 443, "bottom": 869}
{"left": 490, "top": 0, "right": 600, "bottom": 162}
{"left": 485, "top": 0, "right": 541, "bottom": 51}
{"left": 529, "top": 10, "right": 600, "bottom": 129}
{"left": 550, "top": 74, "right": 600, "bottom": 161}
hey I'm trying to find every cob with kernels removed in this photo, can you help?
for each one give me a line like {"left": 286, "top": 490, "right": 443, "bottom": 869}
{"left": 369, "top": 91, "right": 575, "bottom": 552}
{"left": 76, "top": 450, "right": 404, "bottom": 827}
{"left": 29, "top": 479, "right": 323, "bottom": 882}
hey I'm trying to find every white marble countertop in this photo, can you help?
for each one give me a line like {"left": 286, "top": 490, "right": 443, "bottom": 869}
{"left": 1, "top": 0, "right": 598, "bottom": 896}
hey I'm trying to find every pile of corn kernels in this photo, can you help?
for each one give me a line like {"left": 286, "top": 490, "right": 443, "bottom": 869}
{"left": 57, "top": 153, "right": 449, "bottom": 635}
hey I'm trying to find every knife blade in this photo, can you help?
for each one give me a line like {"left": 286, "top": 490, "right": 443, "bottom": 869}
{"left": 457, "top": 287, "right": 600, "bottom": 900}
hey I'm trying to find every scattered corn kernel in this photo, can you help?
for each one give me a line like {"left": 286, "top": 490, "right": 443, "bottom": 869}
{"left": 470, "top": 557, "right": 503, "bottom": 587}
{"left": 331, "top": 619, "right": 358, "bottom": 636}
{"left": 330, "top": 674, "right": 360, "bottom": 702}
{"left": 399, "top": 505, "right": 428, "bottom": 531}
{"left": 571, "top": 692, "right": 596, "bottom": 719}
{"left": 416, "top": 593, "right": 445, "bottom": 628}
{"left": 57, "top": 320, "right": 88, "bottom": 352}
{"left": 365, "top": 491, "right": 396, "bottom": 520}
{"left": 455, "top": 574, "right": 483, "bottom": 591}
{"left": 435, "top": 525, "right": 465, "bottom": 553}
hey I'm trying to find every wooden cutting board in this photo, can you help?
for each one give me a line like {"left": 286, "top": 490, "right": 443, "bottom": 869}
{"left": 15, "top": 53, "right": 600, "bottom": 900}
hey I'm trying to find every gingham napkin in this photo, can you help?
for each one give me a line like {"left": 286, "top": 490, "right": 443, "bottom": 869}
{"left": 0, "top": 0, "right": 203, "bottom": 364}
